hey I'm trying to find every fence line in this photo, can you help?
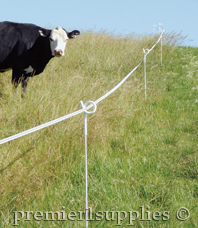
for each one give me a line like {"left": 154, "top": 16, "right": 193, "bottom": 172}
{"left": 0, "top": 25, "right": 164, "bottom": 228}
{"left": 0, "top": 27, "right": 164, "bottom": 146}
{"left": 79, "top": 28, "right": 164, "bottom": 228}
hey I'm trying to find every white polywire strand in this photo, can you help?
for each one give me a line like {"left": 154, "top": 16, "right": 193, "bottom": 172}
{"left": 95, "top": 60, "right": 143, "bottom": 104}
{"left": 0, "top": 109, "right": 84, "bottom": 145}
{"left": 0, "top": 31, "right": 163, "bottom": 145}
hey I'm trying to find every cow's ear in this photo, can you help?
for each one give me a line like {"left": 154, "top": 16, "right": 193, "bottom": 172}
{"left": 67, "top": 30, "right": 80, "bottom": 39}
{"left": 38, "top": 30, "right": 48, "bottom": 37}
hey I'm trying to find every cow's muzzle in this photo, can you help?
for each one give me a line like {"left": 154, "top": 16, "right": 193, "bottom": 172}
{"left": 54, "top": 49, "right": 64, "bottom": 56}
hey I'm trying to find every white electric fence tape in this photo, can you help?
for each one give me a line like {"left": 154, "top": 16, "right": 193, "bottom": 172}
{"left": 0, "top": 28, "right": 164, "bottom": 146}
{"left": 0, "top": 109, "right": 84, "bottom": 145}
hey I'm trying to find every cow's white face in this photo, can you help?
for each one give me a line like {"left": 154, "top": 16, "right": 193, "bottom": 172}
{"left": 49, "top": 26, "right": 68, "bottom": 57}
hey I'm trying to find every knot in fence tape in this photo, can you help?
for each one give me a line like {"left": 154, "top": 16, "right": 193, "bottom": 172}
{"left": 80, "top": 100, "right": 97, "bottom": 114}
{"left": 143, "top": 48, "right": 150, "bottom": 56}
{"left": 154, "top": 23, "right": 165, "bottom": 35}
{"left": 161, "top": 29, "right": 165, "bottom": 34}
{"left": 159, "top": 24, "right": 165, "bottom": 34}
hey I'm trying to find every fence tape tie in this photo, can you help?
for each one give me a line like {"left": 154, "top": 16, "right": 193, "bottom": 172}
{"left": 143, "top": 48, "right": 150, "bottom": 58}
{"left": 80, "top": 100, "right": 97, "bottom": 136}
{"left": 80, "top": 100, "right": 97, "bottom": 115}
{"left": 154, "top": 23, "right": 165, "bottom": 35}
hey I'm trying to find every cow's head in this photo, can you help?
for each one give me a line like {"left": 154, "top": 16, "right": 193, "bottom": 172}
{"left": 49, "top": 26, "right": 80, "bottom": 57}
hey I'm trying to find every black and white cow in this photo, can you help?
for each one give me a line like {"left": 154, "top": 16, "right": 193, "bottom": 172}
{"left": 0, "top": 21, "right": 80, "bottom": 94}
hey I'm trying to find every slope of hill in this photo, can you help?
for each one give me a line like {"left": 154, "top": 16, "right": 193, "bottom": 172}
{"left": 0, "top": 32, "right": 197, "bottom": 227}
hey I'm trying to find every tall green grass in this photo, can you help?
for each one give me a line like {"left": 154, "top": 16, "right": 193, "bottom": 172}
{"left": 0, "top": 31, "right": 198, "bottom": 227}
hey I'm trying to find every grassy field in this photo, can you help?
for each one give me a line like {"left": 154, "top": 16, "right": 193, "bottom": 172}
{"left": 0, "top": 31, "right": 197, "bottom": 227}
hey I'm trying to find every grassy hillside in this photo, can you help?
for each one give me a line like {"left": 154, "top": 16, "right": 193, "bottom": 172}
{"left": 0, "top": 31, "right": 198, "bottom": 228}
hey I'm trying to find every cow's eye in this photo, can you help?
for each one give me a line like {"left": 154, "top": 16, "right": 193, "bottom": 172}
{"left": 49, "top": 37, "right": 54, "bottom": 41}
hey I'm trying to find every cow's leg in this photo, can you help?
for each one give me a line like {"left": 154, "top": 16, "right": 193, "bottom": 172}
{"left": 21, "top": 76, "right": 29, "bottom": 96}
{"left": 11, "top": 74, "right": 20, "bottom": 94}
{"left": 12, "top": 67, "right": 26, "bottom": 97}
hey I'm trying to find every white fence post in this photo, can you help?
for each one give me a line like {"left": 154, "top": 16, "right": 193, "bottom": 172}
{"left": 155, "top": 23, "right": 165, "bottom": 67}
{"left": 161, "top": 33, "right": 163, "bottom": 67}
{"left": 143, "top": 49, "right": 149, "bottom": 103}
{"left": 80, "top": 101, "right": 97, "bottom": 228}
{"left": 159, "top": 23, "right": 163, "bottom": 67}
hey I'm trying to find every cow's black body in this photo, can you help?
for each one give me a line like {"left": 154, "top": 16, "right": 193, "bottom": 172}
{"left": 0, "top": 21, "right": 80, "bottom": 95}
{"left": 0, "top": 21, "right": 53, "bottom": 92}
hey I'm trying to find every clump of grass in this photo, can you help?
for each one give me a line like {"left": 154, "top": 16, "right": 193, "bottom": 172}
{"left": 0, "top": 31, "right": 198, "bottom": 227}
{"left": 163, "top": 31, "right": 188, "bottom": 46}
